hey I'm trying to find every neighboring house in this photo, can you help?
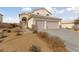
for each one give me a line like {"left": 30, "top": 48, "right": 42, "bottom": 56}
{"left": 19, "top": 8, "right": 62, "bottom": 32}
{"left": 61, "top": 20, "right": 74, "bottom": 29}
{"left": 73, "top": 19, "right": 79, "bottom": 30}
{"left": 0, "top": 13, "right": 3, "bottom": 24}
{"left": 74, "top": 24, "right": 79, "bottom": 29}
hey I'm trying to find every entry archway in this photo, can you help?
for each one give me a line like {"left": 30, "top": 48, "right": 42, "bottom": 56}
{"left": 22, "top": 17, "right": 27, "bottom": 22}
{"left": 21, "top": 17, "right": 28, "bottom": 30}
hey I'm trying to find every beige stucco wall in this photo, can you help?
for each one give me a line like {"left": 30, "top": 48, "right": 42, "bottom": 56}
{"left": 32, "top": 9, "right": 51, "bottom": 16}
{"left": 28, "top": 18, "right": 34, "bottom": 28}
{"left": 0, "top": 15, "right": 3, "bottom": 23}
{"left": 62, "top": 23, "right": 74, "bottom": 28}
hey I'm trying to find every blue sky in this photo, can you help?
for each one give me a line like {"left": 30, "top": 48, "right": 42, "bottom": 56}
{"left": 0, "top": 7, "right": 79, "bottom": 23}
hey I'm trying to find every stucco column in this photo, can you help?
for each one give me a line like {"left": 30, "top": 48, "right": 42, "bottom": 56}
{"left": 44, "top": 21, "right": 47, "bottom": 30}
{"left": 58, "top": 21, "right": 62, "bottom": 28}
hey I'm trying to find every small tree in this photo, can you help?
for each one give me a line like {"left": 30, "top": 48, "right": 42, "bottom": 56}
{"left": 73, "top": 19, "right": 79, "bottom": 24}
{"left": 73, "top": 19, "right": 79, "bottom": 31}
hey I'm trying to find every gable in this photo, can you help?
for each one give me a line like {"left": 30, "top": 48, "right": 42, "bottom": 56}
{"left": 32, "top": 8, "right": 52, "bottom": 16}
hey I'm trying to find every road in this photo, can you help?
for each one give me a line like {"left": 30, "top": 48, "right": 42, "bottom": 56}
{"left": 47, "top": 29, "right": 79, "bottom": 52}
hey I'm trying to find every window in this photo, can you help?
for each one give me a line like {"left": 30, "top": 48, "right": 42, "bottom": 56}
{"left": 47, "top": 14, "right": 49, "bottom": 16}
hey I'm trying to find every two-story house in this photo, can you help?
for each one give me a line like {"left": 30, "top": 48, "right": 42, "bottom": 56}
{"left": 19, "top": 8, "right": 62, "bottom": 32}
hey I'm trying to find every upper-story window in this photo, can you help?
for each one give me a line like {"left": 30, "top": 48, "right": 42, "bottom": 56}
{"left": 46, "top": 14, "right": 49, "bottom": 16}
{"left": 37, "top": 12, "right": 39, "bottom": 15}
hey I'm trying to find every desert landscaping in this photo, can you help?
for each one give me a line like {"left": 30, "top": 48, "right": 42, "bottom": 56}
{"left": 0, "top": 26, "right": 68, "bottom": 52}
{"left": 0, "top": 7, "right": 79, "bottom": 52}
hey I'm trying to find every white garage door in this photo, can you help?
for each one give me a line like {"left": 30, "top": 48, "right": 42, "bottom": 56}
{"left": 47, "top": 21, "right": 59, "bottom": 29}
{"left": 36, "top": 20, "right": 44, "bottom": 31}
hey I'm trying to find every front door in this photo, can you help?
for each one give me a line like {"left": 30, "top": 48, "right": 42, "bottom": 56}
{"left": 20, "top": 17, "right": 28, "bottom": 32}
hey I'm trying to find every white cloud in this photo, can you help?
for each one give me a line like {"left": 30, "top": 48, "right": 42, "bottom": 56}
{"left": 52, "top": 8, "right": 58, "bottom": 13}
{"left": 65, "top": 7, "right": 79, "bottom": 13}
{"left": 58, "top": 10, "right": 65, "bottom": 14}
{"left": 62, "top": 16, "right": 77, "bottom": 20}
{"left": 21, "top": 7, "right": 32, "bottom": 12}
{"left": 72, "top": 7, "right": 79, "bottom": 13}
{"left": 54, "top": 9, "right": 65, "bottom": 14}
{"left": 3, "top": 17, "right": 19, "bottom": 23}
{"left": 66, "top": 7, "right": 73, "bottom": 11}
{"left": 52, "top": 8, "right": 65, "bottom": 14}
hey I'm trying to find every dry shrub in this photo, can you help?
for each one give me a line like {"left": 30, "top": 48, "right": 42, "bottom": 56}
{"left": 37, "top": 32, "right": 68, "bottom": 52}
{"left": 48, "top": 36, "right": 65, "bottom": 47}
{"left": 16, "top": 32, "right": 22, "bottom": 36}
{"left": 2, "top": 29, "right": 11, "bottom": 33}
{"left": 9, "top": 24, "right": 18, "bottom": 28}
{"left": 37, "top": 32, "right": 48, "bottom": 39}
{"left": 0, "top": 31, "right": 7, "bottom": 39}
{"left": 52, "top": 47, "right": 68, "bottom": 52}
{"left": 3, "top": 29, "right": 7, "bottom": 32}
{"left": 0, "top": 40, "right": 3, "bottom": 43}
{"left": 29, "top": 45, "right": 41, "bottom": 52}
{"left": 7, "top": 30, "right": 11, "bottom": 33}
{"left": 47, "top": 36, "right": 68, "bottom": 51}
{"left": 0, "top": 35, "right": 7, "bottom": 39}
{"left": 27, "top": 27, "right": 32, "bottom": 31}
{"left": 15, "top": 29, "right": 22, "bottom": 36}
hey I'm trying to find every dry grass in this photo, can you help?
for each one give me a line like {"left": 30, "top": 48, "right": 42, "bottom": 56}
{"left": 7, "top": 29, "right": 11, "bottom": 33}
{"left": 37, "top": 32, "right": 68, "bottom": 52}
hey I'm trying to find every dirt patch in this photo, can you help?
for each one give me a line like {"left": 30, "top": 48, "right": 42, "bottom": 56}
{"left": 0, "top": 28, "right": 68, "bottom": 52}
{"left": 0, "top": 29, "right": 52, "bottom": 52}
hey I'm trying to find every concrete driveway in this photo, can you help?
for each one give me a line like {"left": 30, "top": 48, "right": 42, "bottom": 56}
{"left": 47, "top": 29, "right": 79, "bottom": 52}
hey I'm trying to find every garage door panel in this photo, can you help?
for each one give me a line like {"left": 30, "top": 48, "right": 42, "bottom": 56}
{"left": 36, "top": 20, "right": 44, "bottom": 31}
{"left": 47, "top": 21, "right": 58, "bottom": 29}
